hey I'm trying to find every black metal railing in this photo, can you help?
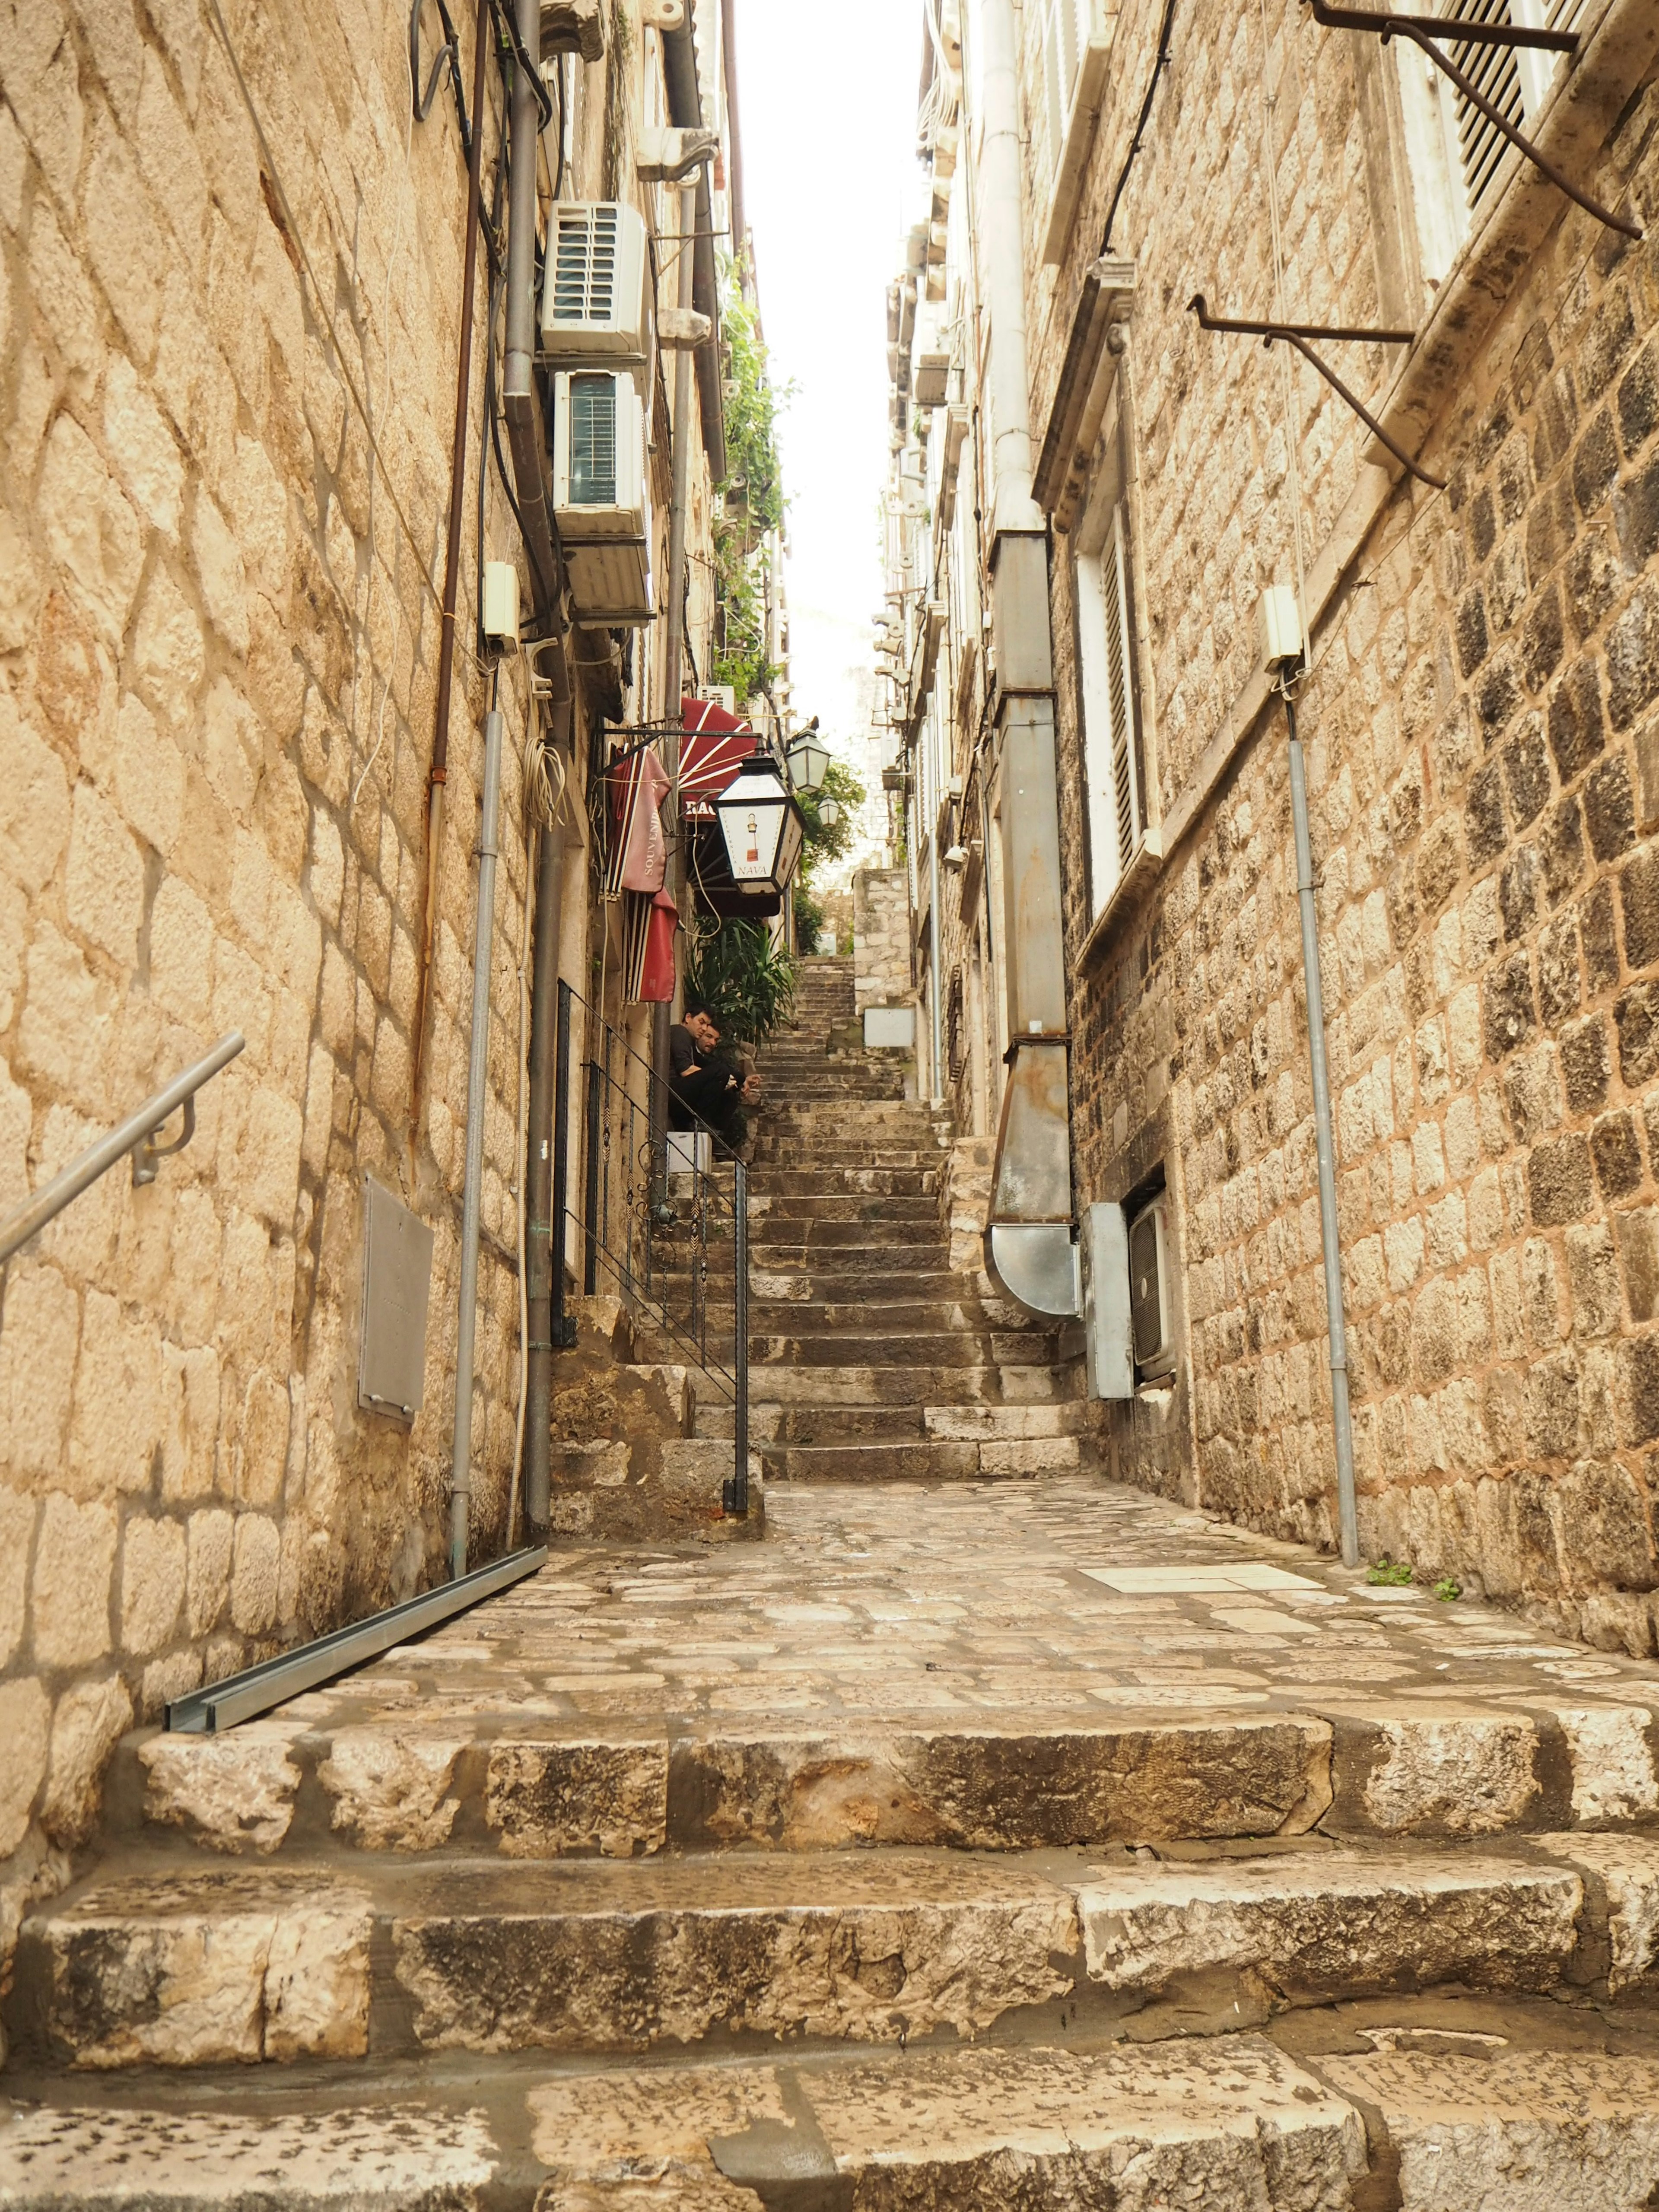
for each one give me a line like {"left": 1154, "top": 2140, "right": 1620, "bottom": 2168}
{"left": 552, "top": 979, "right": 750, "bottom": 1516}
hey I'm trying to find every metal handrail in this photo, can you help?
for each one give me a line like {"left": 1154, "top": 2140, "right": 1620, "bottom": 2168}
{"left": 0, "top": 1032, "right": 245, "bottom": 1267}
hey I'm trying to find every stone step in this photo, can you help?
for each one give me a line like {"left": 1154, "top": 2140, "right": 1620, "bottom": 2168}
{"left": 762, "top": 1435, "right": 1085, "bottom": 1480}
{"left": 750, "top": 1193, "right": 941, "bottom": 1223}
{"left": 748, "top": 1217, "right": 953, "bottom": 1249}
{"left": 9, "top": 2030, "right": 1659, "bottom": 2209}
{"left": 750, "top": 1331, "right": 1062, "bottom": 1368}
{"left": 698, "top": 1401, "right": 1093, "bottom": 1443}
{"left": 748, "top": 1265, "right": 974, "bottom": 1299}
{"left": 699, "top": 1298, "right": 1033, "bottom": 1335}
{"left": 748, "top": 1167, "right": 940, "bottom": 1196}
{"left": 9, "top": 1837, "right": 1622, "bottom": 2073}
{"left": 710, "top": 1363, "right": 1085, "bottom": 1404}
{"left": 748, "top": 1144, "right": 938, "bottom": 1167}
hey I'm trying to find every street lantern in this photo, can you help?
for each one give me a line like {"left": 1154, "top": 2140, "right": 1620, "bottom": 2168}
{"left": 816, "top": 795, "right": 842, "bottom": 829}
{"left": 713, "top": 753, "right": 804, "bottom": 896}
{"left": 785, "top": 730, "right": 830, "bottom": 793}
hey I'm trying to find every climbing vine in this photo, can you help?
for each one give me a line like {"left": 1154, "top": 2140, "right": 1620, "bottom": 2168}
{"left": 711, "top": 257, "right": 791, "bottom": 706}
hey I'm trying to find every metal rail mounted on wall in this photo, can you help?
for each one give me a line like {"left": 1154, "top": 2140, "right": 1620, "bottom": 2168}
{"left": 552, "top": 979, "right": 751, "bottom": 1517}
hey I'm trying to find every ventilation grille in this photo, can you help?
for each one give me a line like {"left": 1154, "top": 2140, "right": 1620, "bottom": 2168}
{"left": 550, "top": 204, "right": 619, "bottom": 327}
{"left": 568, "top": 375, "right": 617, "bottom": 507}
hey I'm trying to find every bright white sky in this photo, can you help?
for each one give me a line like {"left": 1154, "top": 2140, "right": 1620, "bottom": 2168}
{"left": 736, "top": 3, "right": 931, "bottom": 791}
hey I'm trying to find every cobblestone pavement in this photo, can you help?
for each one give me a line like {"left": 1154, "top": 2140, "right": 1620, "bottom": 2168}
{"left": 307, "top": 1476, "right": 1659, "bottom": 1736}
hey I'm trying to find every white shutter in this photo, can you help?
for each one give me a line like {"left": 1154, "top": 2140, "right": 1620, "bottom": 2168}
{"left": 1035, "top": 0, "right": 1088, "bottom": 189}
{"left": 1077, "top": 502, "right": 1143, "bottom": 918}
{"left": 1439, "top": 0, "right": 1582, "bottom": 225}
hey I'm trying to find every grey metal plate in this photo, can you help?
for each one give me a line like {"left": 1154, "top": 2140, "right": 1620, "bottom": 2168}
{"left": 358, "top": 1175, "right": 434, "bottom": 1421}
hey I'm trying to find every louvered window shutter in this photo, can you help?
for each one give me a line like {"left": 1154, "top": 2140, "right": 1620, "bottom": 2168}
{"left": 1036, "top": 0, "right": 1087, "bottom": 189}
{"left": 1101, "top": 506, "right": 1141, "bottom": 882}
{"left": 1441, "top": 0, "right": 1581, "bottom": 223}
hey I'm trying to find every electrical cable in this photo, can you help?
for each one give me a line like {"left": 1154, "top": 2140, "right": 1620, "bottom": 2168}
{"left": 486, "top": 0, "right": 555, "bottom": 132}
{"left": 1100, "top": 0, "right": 1180, "bottom": 253}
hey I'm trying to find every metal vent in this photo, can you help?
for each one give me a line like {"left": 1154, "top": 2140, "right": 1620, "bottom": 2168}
{"left": 551, "top": 203, "right": 619, "bottom": 326}
{"left": 569, "top": 373, "right": 618, "bottom": 506}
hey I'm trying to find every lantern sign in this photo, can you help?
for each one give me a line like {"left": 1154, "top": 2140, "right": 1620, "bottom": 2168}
{"left": 785, "top": 730, "right": 831, "bottom": 794}
{"left": 713, "top": 753, "right": 804, "bottom": 897}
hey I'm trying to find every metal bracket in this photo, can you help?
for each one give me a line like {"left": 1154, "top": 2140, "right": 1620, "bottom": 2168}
{"left": 1189, "top": 296, "right": 1447, "bottom": 490}
{"left": 131, "top": 1096, "right": 195, "bottom": 1188}
{"left": 1306, "top": 0, "right": 1642, "bottom": 240}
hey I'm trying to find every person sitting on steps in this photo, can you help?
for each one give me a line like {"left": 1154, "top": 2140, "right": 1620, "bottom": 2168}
{"left": 668, "top": 1001, "right": 761, "bottom": 1158}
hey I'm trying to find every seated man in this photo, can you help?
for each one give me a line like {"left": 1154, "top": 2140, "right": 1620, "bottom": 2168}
{"left": 668, "top": 1001, "right": 760, "bottom": 1154}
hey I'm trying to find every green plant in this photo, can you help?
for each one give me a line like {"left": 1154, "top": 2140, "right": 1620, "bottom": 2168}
{"left": 1433, "top": 1577, "right": 1462, "bottom": 1602}
{"left": 793, "top": 885, "right": 826, "bottom": 955}
{"left": 686, "top": 920, "right": 798, "bottom": 1045}
{"left": 797, "top": 760, "right": 867, "bottom": 877}
{"left": 709, "top": 256, "right": 793, "bottom": 707}
{"left": 1366, "top": 1557, "right": 1413, "bottom": 1586}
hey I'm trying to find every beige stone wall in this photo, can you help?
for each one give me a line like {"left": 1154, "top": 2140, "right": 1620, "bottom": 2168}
{"left": 0, "top": 0, "right": 551, "bottom": 1905}
{"left": 852, "top": 866, "right": 912, "bottom": 1013}
{"left": 1026, "top": 0, "right": 1659, "bottom": 1644}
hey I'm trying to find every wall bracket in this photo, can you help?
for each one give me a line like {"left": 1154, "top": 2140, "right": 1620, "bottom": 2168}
{"left": 1188, "top": 295, "right": 1447, "bottom": 489}
{"left": 1306, "top": 0, "right": 1642, "bottom": 240}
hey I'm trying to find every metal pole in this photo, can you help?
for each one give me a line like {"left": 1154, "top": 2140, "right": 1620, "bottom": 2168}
{"left": 651, "top": 178, "right": 701, "bottom": 1162}
{"left": 583, "top": 1056, "right": 602, "bottom": 1295}
{"left": 725, "top": 1157, "right": 750, "bottom": 1518}
{"left": 1284, "top": 686, "right": 1360, "bottom": 1567}
{"left": 0, "top": 1032, "right": 244, "bottom": 1265}
{"left": 450, "top": 706, "right": 504, "bottom": 1581}
{"left": 522, "top": 815, "right": 566, "bottom": 1541}
{"left": 927, "top": 786, "right": 945, "bottom": 1104}
{"left": 548, "top": 979, "right": 574, "bottom": 1342}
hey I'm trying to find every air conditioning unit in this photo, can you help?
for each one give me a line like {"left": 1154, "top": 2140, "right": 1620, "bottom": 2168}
{"left": 552, "top": 370, "right": 653, "bottom": 626}
{"left": 540, "top": 202, "right": 649, "bottom": 371}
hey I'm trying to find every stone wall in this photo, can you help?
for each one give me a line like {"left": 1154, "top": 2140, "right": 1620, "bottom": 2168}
{"left": 1029, "top": 0, "right": 1659, "bottom": 1644}
{"left": 852, "top": 866, "right": 912, "bottom": 1014}
{"left": 0, "top": 0, "right": 572, "bottom": 1923}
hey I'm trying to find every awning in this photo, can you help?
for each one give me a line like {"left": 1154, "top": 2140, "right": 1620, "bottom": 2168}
{"left": 679, "top": 694, "right": 756, "bottom": 808}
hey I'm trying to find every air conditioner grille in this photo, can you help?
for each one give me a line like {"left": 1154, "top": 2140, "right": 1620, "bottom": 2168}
{"left": 551, "top": 205, "right": 619, "bottom": 327}
{"left": 569, "top": 374, "right": 617, "bottom": 506}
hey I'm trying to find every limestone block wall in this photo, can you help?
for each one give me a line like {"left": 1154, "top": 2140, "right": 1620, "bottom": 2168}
{"left": 1031, "top": 0, "right": 1659, "bottom": 1645}
{"left": 0, "top": 0, "right": 537, "bottom": 1910}
{"left": 852, "top": 866, "right": 912, "bottom": 1014}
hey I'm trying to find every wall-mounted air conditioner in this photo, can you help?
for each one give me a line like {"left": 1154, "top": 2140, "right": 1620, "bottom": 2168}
{"left": 540, "top": 202, "right": 649, "bottom": 372}
{"left": 552, "top": 370, "right": 653, "bottom": 625}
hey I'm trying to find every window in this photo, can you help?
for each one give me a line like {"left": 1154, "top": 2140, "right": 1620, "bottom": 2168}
{"left": 1075, "top": 501, "right": 1145, "bottom": 918}
{"left": 1398, "top": 0, "right": 1582, "bottom": 281}
{"left": 1030, "top": 0, "right": 1115, "bottom": 263}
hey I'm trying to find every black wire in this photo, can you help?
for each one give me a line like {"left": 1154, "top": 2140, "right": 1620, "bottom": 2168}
{"left": 1101, "top": 0, "right": 1179, "bottom": 253}
{"left": 682, "top": 567, "right": 700, "bottom": 693}
{"left": 476, "top": 130, "right": 511, "bottom": 661}
{"left": 485, "top": 0, "right": 555, "bottom": 131}
{"left": 409, "top": 0, "right": 472, "bottom": 160}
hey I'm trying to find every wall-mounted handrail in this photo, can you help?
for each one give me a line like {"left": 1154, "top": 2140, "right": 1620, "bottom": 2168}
{"left": 0, "top": 1032, "right": 245, "bottom": 1267}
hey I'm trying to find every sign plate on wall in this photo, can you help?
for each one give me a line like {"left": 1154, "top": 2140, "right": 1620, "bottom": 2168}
{"left": 358, "top": 1176, "right": 434, "bottom": 1423}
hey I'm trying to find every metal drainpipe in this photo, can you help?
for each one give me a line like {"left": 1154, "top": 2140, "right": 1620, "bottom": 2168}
{"left": 651, "top": 180, "right": 700, "bottom": 1132}
{"left": 451, "top": 705, "right": 505, "bottom": 1580}
{"left": 411, "top": 0, "right": 492, "bottom": 1143}
{"left": 1283, "top": 682, "right": 1360, "bottom": 1567}
{"left": 927, "top": 752, "right": 944, "bottom": 1104}
{"left": 505, "top": 0, "right": 573, "bottom": 1544}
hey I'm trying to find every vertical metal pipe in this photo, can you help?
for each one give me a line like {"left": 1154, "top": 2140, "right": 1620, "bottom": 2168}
{"left": 411, "top": 0, "right": 492, "bottom": 1138}
{"left": 1284, "top": 688, "right": 1360, "bottom": 1567}
{"left": 522, "top": 819, "right": 567, "bottom": 1541}
{"left": 725, "top": 1158, "right": 750, "bottom": 1519}
{"left": 927, "top": 760, "right": 944, "bottom": 1104}
{"left": 583, "top": 1057, "right": 601, "bottom": 1295}
{"left": 450, "top": 706, "right": 505, "bottom": 1580}
{"left": 548, "top": 978, "right": 573, "bottom": 1341}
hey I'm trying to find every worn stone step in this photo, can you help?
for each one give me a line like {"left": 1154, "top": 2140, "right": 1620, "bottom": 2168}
{"left": 10, "top": 2030, "right": 1659, "bottom": 2209}
{"left": 749, "top": 1218, "right": 952, "bottom": 1251}
{"left": 120, "top": 1707, "right": 1341, "bottom": 1863}
{"left": 763, "top": 1435, "right": 1084, "bottom": 1481}
{"left": 749, "top": 1167, "right": 940, "bottom": 1197}
{"left": 722, "top": 1363, "right": 1084, "bottom": 1404}
{"left": 698, "top": 1402, "right": 929, "bottom": 1443}
{"left": 749, "top": 1143, "right": 937, "bottom": 1167}
{"left": 9, "top": 1840, "right": 1610, "bottom": 2073}
{"left": 750, "top": 1193, "right": 941, "bottom": 1223}
{"left": 747, "top": 1266, "right": 973, "bottom": 1300}
{"left": 750, "top": 1331, "right": 1062, "bottom": 1369}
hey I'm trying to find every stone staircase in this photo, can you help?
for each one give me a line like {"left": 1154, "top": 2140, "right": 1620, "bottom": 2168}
{"left": 6, "top": 963, "right": 1659, "bottom": 2204}
{"left": 662, "top": 956, "right": 1092, "bottom": 1487}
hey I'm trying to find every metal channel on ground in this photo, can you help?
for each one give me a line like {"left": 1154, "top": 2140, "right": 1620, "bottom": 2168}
{"left": 164, "top": 1546, "right": 547, "bottom": 1733}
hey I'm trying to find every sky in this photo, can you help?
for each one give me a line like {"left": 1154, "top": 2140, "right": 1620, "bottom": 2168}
{"left": 734, "top": 2, "right": 931, "bottom": 815}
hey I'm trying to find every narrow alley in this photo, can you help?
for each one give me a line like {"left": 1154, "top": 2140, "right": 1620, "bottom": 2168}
{"left": 6, "top": 0, "right": 1659, "bottom": 2202}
